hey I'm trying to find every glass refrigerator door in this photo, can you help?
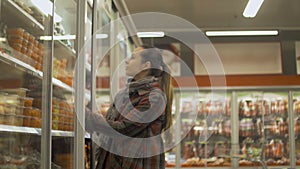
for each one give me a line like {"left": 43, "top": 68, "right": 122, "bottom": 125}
{"left": 263, "top": 92, "right": 289, "bottom": 166}
{"left": 237, "top": 92, "right": 264, "bottom": 167}
{"left": 237, "top": 91, "right": 289, "bottom": 167}
{"left": 180, "top": 92, "right": 231, "bottom": 167}
{"left": 0, "top": 0, "right": 52, "bottom": 168}
{"left": 294, "top": 92, "right": 300, "bottom": 166}
{"left": 51, "top": 0, "right": 77, "bottom": 168}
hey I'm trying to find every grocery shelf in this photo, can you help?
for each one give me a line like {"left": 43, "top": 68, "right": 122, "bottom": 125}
{"left": 3, "top": 0, "right": 77, "bottom": 61}
{"left": 3, "top": 0, "right": 44, "bottom": 33}
{"left": 0, "top": 124, "right": 92, "bottom": 138}
{"left": 53, "top": 78, "right": 73, "bottom": 92}
{"left": 54, "top": 40, "right": 76, "bottom": 60}
{"left": 0, "top": 124, "right": 39, "bottom": 134}
{"left": 0, "top": 50, "right": 42, "bottom": 78}
{"left": 0, "top": 51, "right": 74, "bottom": 95}
{"left": 0, "top": 50, "right": 75, "bottom": 92}
{"left": 51, "top": 130, "right": 73, "bottom": 137}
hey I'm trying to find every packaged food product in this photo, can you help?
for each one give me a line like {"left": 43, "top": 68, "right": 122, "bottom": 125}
{"left": 7, "top": 36, "right": 24, "bottom": 45}
{"left": 58, "top": 122, "right": 64, "bottom": 130}
{"left": 33, "top": 40, "right": 39, "bottom": 47}
{"left": 0, "top": 104, "right": 4, "bottom": 115}
{"left": 14, "top": 106, "right": 24, "bottom": 115}
{"left": 23, "top": 97, "right": 33, "bottom": 107}
{"left": 28, "top": 35, "right": 35, "bottom": 43}
{"left": 52, "top": 106, "right": 59, "bottom": 115}
{"left": 34, "top": 63, "right": 42, "bottom": 71}
{"left": 3, "top": 104, "right": 16, "bottom": 115}
{"left": 0, "top": 114, "right": 5, "bottom": 124}
{"left": 30, "top": 108, "right": 41, "bottom": 118}
{"left": 52, "top": 121, "right": 58, "bottom": 130}
{"left": 23, "top": 116, "right": 31, "bottom": 127}
{"left": 6, "top": 28, "right": 25, "bottom": 37}
{"left": 3, "top": 114, "right": 15, "bottom": 125}
{"left": 23, "top": 32, "right": 29, "bottom": 40}
{"left": 52, "top": 114, "right": 59, "bottom": 122}
{"left": 0, "top": 88, "right": 28, "bottom": 97}
{"left": 20, "top": 47, "right": 27, "bottom": 54}
{"left": 38, "top": 43, "right": 44, "bottom": 50}
{"left": 27, "top": 42, "right": 34, "bottom": 51}
{"left": 10, "top": 44, "right": 22, "bottom": 52}
{"left": 63, "top": 123, "right": 69, "bottom": 131}
{"left": 23, "top": 107, "right": 31, "bottom": 116}
{"left": 1, "top": 95, "right": 24, "bottom": 107}
{"left": 58, "top": 114, "right": 65, "bottom": 122}
{"left": 30, "top": 117, "right": 41, "bottom": 128}
{"left": 32, "top": 53, "right": 39, "bottom": 61}
{"left": 65, "top": 116, "right": 73, "bottom": 124}
{"left": 14, "top": 115, "right": 23, "bottom": 126}
{"left": 22, "top": 39, "right": 29, "bottom": 47}
{"left": 32, "top": 98, "right": 42, "bottom": 108}
{"left": 26, "top": 49, "right": 33, "bottom": 57}
{"left": 33, "top": 46, "right": 39, "bottom": 53}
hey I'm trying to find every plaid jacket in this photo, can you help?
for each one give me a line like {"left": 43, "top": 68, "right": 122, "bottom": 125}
{"left": 86, "top": 76, "right": 167, "bottom": 169}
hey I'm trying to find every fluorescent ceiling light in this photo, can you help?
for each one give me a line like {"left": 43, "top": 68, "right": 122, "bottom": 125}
{"left": 137, "top": 31, "right": 165, "bottom": 38}
{"left": 40, "top": 35, "right": 76, "bottom": 40}
{"left": 96, "top": 34, "right": 108, "bottom": 39}
{"left": 205, "top": 30, "right": 278, "bottom": 36}
{"left": 243, "top": 0, "right": 264, "bottom": 18}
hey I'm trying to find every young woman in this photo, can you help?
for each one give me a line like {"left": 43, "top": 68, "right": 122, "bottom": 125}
{"left": 86, "top": 45, "right": 173, "bottom": 169}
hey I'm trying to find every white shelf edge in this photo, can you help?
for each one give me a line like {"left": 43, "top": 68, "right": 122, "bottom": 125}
{"left": 6, "top": 0, "right": 44, "bottom": 31}
{"left": 0, "top": 124, "right": 77, "bottom": 137}
{"left": 0, "top": 124, "right": 39, "bottom": 134}
{"left": 52, "top": 78, "right": 74, "bottom": 92}
{"left": 0, "top": 50, "right": 76, "bottom": 92}
{"left": 52, "top": 130, "right": 74, "bottom": 137}
{"left": 55, "top": 40, "right": 76, "bottom": 57}
{"left": 0, "top": 51, "right": 42, "bottom": 77}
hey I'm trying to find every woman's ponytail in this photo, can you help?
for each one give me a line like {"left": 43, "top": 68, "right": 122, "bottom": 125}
{"left": 160, "top": 63, "right": 173, "bottom": 131}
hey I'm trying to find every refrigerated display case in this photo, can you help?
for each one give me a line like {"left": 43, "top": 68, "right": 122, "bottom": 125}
{"left": 0, "top": 0, "right": 90, "bottom": 168}
{"left": 0, "top": 0, "right": 142, "bottom": 168}
{"left": 294, "top": 92, "right": 300, "bottom": 166}
{"left": 163, "top": 87, "right": 299, "bottom": 169}
{"left": 179, "top": 92, "right": 231, "bottom": 168}
{"left": 237, "top": 92, "right": 290, "bottom": 167}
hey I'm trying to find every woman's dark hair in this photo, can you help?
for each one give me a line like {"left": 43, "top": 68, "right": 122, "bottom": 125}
{"left": 139, "top": 45, "right": 173, "bottom": 130}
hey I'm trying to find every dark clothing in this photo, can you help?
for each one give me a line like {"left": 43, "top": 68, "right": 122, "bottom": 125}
{"left": 86, "top": 76, "right": 166, "bottom": 169}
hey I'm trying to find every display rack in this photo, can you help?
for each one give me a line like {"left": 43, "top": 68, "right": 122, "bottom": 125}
{"left": 3, "top": 0, "right": 44, "bottom": 32}
{"left": 0, "top": 124, "right": 92, "bottom": 138}
{"left": 0, "top": 49, "right": 78, "bottom": 93}
{"left": 3, "top": 0, "right": 78, "bottom": 62}
{"left": 0, "top": 46, "right": 93, "bottom": 99}
{"left": 0, "top": 124, "right": 73, "bottom": 137}
{"left": 161, "top": 88, "right": 300, "bottom": 169}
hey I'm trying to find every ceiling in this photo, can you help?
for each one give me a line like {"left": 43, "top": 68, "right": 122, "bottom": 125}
{"left": 123, "top": 0, "right": 300, "bottom": 45}
{"left": 125, "top": 0, "right": 300, "bottom": 31}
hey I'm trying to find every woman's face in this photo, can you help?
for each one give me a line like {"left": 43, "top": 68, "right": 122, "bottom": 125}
{"left": 125, "top": 47, "right": 146, "bottom": 77}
